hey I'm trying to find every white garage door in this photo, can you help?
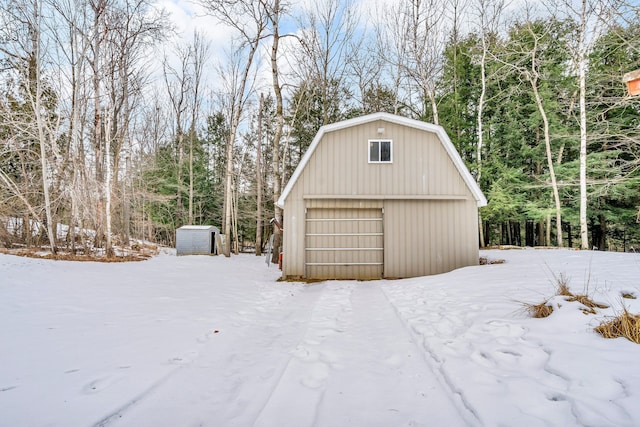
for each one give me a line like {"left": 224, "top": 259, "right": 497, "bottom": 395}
{"left": 305, "top": 208, "right": 383, "bottom": 279}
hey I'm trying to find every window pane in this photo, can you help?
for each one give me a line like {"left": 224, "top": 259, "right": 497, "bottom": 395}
{"left": 369, "top": 141, "right": 379, "bottom": 162}
{"left": 380, "top": 141, "right": 391, "bottom": 162}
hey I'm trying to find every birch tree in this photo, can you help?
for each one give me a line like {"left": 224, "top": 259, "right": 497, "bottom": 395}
{"left": 473, "top": 0, "right": 505, "bottom": 247}
{"left": 263, "top": 0, "right": 290, "bottom": 263}
{"left": 554, "top": 0, "right": 618, "bottom": 249}
{"left": 498, "top": 14, "right": 567, "bottom": 247}
{"left": 0, "top": 0, "right": 59, "bottom": 253}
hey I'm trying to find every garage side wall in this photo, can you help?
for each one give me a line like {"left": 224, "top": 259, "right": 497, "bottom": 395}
{"left": 383, "top": 199, "right": 479, "bottom": 278}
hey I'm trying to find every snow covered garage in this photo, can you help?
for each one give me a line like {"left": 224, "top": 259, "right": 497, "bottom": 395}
{"left": 176, "top": 225, "right": 220, "bottom": 256}
{"left": 276, "top": 112, "right": 487, "bottom": 280}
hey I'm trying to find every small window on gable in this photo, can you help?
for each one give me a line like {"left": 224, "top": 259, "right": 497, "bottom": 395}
{"left": 369, "top": 139, "right": 392, "bottom": 163}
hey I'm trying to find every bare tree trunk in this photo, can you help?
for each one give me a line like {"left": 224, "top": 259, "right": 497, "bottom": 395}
{"left": 91, "top": 0, "right": 106, "bottom": 250}
{"left": 187, "top": 32, "right": 209, "bottom": 225}
{"left": 269, "top": 0, "right": 284, "bottom": 264}
{"left": 256, "top": 93, "right": 263, "bottom": 256}
{"left": 513, "top": 22, "right": 564, "bottom": 248}
{"left": 477, "top": 36, "right": 487, "bottom": 248}
{"left": 531, "top": 81, "right": 563, "bottom": 247}
{"left": 473, "top": 0, "right": 504, "bottom": 248}
{"left": 223, "top": 126, "right": 234, "bottom": 257}
{"left": 189, "top": 132, "right": 194, "bottom": 224}
{"left": 123, "top": 153, "right": 131, "bottom": 244}
{"left": 104, "top": 111, "right": 114, "bottom": 257}
{"left": 578, "top": 13, "right": 588, "bottom": 250}
{"left": 29, "top": 0, "right": 57, "bottom": 254}
{"left": 199, "top": 0, "right": 266, "bottom": 257}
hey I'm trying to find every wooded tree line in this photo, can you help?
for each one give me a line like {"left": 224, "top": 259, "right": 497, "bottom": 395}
{"left": 0, "top": 0, "right": 639, "bottom": 257}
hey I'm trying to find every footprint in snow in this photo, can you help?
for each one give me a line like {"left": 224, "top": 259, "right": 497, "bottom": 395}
{"left": 292, "top": 345, "right": 318, "bottom": 362}
{"left": 168, "top": 350, "right": 198, "bottom": 365}
{"left": 547, "top": 393, "right": 567, "bottom": 402}
{"left": 300, "top": 362, "right": 330, "bottom": 389}
{"left": 471, "top": 350, "right": 496, "bottom": 368}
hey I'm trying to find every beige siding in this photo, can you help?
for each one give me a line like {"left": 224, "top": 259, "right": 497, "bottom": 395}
{"left": 281, "top": 118, "right": 479, "bottom": 279}
{"left": 282, "top": 199, "right": 305, "bottom": 277}
{"left": 383, "top": 200, "right": 478, "bottom": 278}
{"left": 295, "top": 120, "right": 472, "bottom": 198}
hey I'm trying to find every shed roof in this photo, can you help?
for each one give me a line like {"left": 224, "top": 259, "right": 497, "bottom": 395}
{"left": 177, "top": 225, "right": 218, "bottom": 231}
{"left": 276, "top": 112, "right": 487, "bottom": 208}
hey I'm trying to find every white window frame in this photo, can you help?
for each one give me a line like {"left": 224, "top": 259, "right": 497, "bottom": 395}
{"left": 368, "top": 139, "right": 393, "bottom": 163}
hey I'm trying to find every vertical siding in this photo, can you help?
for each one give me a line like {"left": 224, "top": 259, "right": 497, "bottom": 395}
{"left": 176, "top": 227, "right": 215, "bottom": 255}
{"left": 282, "top": 118, "right": 480, "bottom": 279}
{"left": 383, "top": 200, "right": 479, "bottom": 278}
{"left": 291, "top": 120, "right": 472, "bottom": 199}
{"left": 282, "top": 199, "right": 305, "bottom": 277}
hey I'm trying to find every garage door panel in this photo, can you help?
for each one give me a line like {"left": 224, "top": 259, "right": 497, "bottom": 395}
{"left": 305, "top": 208, "right": 383, "bottom": 279}
{"left": 307, "top": 235, "right": 381, "bottom": 248}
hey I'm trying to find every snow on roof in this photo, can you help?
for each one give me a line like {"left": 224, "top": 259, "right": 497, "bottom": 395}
{"left": 276, "top": 112, "right": 487, "bottom": 208}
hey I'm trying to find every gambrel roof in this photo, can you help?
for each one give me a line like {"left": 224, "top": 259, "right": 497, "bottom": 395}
{"left": 276, "top": 112, "right": 487, "bottom": 208}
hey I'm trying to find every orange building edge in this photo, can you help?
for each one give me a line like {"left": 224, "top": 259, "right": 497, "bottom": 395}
{"left": 623, "top": 69, "right": 640, "bottom": 96}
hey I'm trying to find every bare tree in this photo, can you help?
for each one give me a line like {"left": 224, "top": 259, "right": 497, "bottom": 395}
{"left": 497, "top": 10, "right": 564, "bottom": 247}
{"left": 262, "top": 0, "right": 291, "bottom": 263}
{"left": 198, "top": 0, "right": 268, "bottom": 256}
{"left": 553, "top": 0, "right": 617, "bottom": 249}
{"left": 255, "top": 93, "right": 264, "bottom": 255}
{"left": 295, "top": 0, "right": 359, "bottom": 124}
{"left": 0, "top": 0, "right": 59, "bottom": 253}
{"left": 188, "top": 31, "right": 210, "bottom": 225}
{"left": 163, "top": 44, "right": 191, "bottom": 225}
{"left": 50, "top": 0, "right": 92, "bottom": 253}
{"left": 373, "top": 3, "right": 411, "bottom": 115}
{"left": 395, "top": 0, "right": 448, "bottom": 122}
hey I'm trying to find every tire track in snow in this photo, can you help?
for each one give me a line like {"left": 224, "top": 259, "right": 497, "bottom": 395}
{"left": 380, "top": 285, "right": 481, "bottom": 426}
{"left": 251, "top": 281, "right": 356, "bottom": 427}
{"left": 254, "top": 282, "right": 469, "bottom": 427}
{"left": 94, "top": 279, "right": 323, "bottom": 427}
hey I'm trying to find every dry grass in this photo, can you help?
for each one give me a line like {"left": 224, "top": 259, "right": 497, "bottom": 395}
{"left": 555, "top": 273, "right": 573, "bottom": 297}
{"left": 526, "top": 300, "right": 554, "bottom": 318}
{"left": 479, "top": 257, "right": 506, "bottom": 265}
{"left": 595, "top": 307, "right": 640, "bottom": 344}
{"left": 524, "top": 273, "right": 608, "bottom": 318}
{"left": 622, "top": 292, "right": 637, "bottom": 300}
{"left": 0, "top": 247, "right": 153, "bottom": 262}
{"left": 568, "top": 294, "right": 609, "bottom": 314}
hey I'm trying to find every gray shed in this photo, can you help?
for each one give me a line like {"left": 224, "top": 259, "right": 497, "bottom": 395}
{"left": 276, "top": 112, "right": 487, "bottom": 280}
{"left": 176, "top": 225, "right": 220, "bottom": 255}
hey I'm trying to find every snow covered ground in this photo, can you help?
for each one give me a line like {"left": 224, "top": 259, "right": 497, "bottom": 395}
{"left": 1, "top": 248, "right": 639, "bottom": 427}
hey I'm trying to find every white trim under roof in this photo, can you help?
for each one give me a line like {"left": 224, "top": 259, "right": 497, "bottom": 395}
{"left": 276, "top": 112, "right": 487, "bottom": 208}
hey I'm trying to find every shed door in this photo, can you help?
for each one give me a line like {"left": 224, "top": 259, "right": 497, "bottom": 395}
{"left": 305, "top": 208, "right": 383, "bottom": 279}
